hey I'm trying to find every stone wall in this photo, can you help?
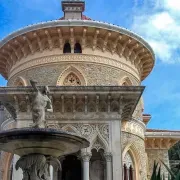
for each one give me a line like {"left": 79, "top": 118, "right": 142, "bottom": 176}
{"left": 146, "top": 149, "right": 169, "bottom": 179}
{"left": 8, "top": 63, "right": 139, "bottom": 86}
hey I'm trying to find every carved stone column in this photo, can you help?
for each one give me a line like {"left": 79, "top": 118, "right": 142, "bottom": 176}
{"left": 12, "top": 155, "right": 23, "bottom": 180}
{"left": 81, "top": 152, "right": 92, "bottom": 180}
{"left": 104, "top": 152, "right": 113, "bottom": 180}
{"left": 50, "top": 165, "right": 53, "bottom": 180}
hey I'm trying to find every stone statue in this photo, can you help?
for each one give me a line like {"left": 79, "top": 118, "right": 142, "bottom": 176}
{"left": 30, "top": 80, "right": 53, "bottom": 128}
{"left": 16, "top": 154, "right": 61, "bottom": 180}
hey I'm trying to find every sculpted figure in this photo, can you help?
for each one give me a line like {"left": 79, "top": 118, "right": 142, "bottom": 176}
{"left": 15, "top": 154, "right": 61, "bottom": 180}
{"left": 30, "top": 80, "right": 53, "bottom": 128}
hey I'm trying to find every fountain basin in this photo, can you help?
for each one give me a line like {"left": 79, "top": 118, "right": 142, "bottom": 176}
{"left": 0, "top": 128, "right": 89, "bottom": 157}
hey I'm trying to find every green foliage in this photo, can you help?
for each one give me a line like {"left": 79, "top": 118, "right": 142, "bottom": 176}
{"left": 151, "top": 161, "right": 180, "bottom": 180}
{"left": 151, "top": 162, "right": 163, "bottom": 180}
{"left": 169, "top": 141, "right": 180, "bottom": 175}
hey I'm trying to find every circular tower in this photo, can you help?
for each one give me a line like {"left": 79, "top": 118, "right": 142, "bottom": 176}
{"left": 0, "top": 1, "right": 155, "bottom": 180}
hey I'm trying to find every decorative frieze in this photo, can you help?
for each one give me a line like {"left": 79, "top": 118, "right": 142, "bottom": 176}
{"left": 0, "top": 24, "right": 154, "bottom": 81}
{"left": 9, "top": 54, "right": 140, "bottom": 81}
{"left": 81, "top": 152, "right": 92, "bottom": 162}
{"left": 122, "top": 119, "right": 145, "bottom": 138}
{"left": 104, "top": 152, "right": 112, "bottom": 162}
{"left": 0, "top": 86, "right": 144, "bottom": 122}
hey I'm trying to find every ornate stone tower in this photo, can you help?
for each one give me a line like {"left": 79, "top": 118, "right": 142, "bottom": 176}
{"left": 1, "top": 1, "right": 178, "bottom": 180}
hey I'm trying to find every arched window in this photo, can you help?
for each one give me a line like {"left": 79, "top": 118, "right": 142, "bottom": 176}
{"left": 56, "top": 66, "right": 86, "bottom": 86}
{"left": 74, "top": 43, "right": 82, "bottom": 53}
{"left": 13, "top": 77, "right": 27, "bottom": 87}
{"left": 63, "top": 42, "right": 71, "bottom": 53}
{"left": 15, "top": 81, "right": 24, "bottom": 87}
{"left": 120, "top": 77, "right": 133, "bottom": 86}
{"left": 122, "top": 82, "right": 129, "bottom": 86}
{"left": 90, "top": 149, "right": 105, "bottom": 180}
{"left": 63, "top": 73, "right": 81, "bottom": 86}
{"left": 123, "top": 151, "right": 135, "bottom": 180}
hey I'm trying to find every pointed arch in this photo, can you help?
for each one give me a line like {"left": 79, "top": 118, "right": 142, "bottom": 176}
{"left": 119, "top": 76, "right": 133, "bottom": 86}
{"left": 89, "top": 134, "right": 109, "bottom": 152}
{"left": 13, "top": 76, "right": 27, "bottom": 87}
{"left": 122, "top": 143, "right": 141, "bottom": 180}
{"left": 56, "top": 66, "right": 86, "bottom": 86}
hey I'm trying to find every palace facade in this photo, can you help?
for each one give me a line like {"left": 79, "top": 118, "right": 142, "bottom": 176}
{"left": 0, "top": 1, "right": 180, "bottom": 180}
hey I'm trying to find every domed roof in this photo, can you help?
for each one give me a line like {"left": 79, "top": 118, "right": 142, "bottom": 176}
{"left": 0, "top": 0, "right": 155, "bottom": 81}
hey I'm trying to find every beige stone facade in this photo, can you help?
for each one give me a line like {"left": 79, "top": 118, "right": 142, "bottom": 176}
{"left": 0, "top": 1, "right": 180, "bottom": 180}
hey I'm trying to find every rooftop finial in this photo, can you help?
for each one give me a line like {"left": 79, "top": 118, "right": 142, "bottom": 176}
{"left": 61, "top": 0, "right": 85, "bottom": 20}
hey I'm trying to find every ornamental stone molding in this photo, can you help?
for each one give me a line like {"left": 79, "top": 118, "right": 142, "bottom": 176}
{"left": 56, "top": 65, "right": 87, "bottom": 86}
{"left": 47, "top": 123, "right": 110, "bottom": 151}
{"left": 0, "top": 21, "right": 154, "bottom": 81}
{"left": 121, "top": 119, "right": 146, "bottom": 139}
{"left": 104, "top": 152, "right": 112, "bottom": 162}
{"left": 80, "top": 152, "right": 92, "bottom": 162}
{"left": 8, "top": 54, "right": 141, "bottom": 82}
{"left": 0, "top": 86, "right": 143, "bottom": 122}
{"left": 13, "top": 76, "right": 27, "bottom": 86}
{"left": 122, "top": 132, "right": 147, "bottom": 179}
{"left": 1, "top": 119, "right": 16, "bottom": 130}
{"left": 8, "top": 63, "right": 139, "bottom": 87}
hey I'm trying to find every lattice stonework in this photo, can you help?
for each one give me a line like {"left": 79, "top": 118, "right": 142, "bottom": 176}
{"left": 63, "top": 73, "right": 81, "bottom": 86}
{"left": 123, "top": 151, "right": 134, "bottom": 168}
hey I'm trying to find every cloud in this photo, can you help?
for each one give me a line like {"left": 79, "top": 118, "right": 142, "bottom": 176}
{"left": 131, "top": 0, "right": 180, "bottom": 64}
{"left": 164, "top": 0, "right": 180, "bottom": 11}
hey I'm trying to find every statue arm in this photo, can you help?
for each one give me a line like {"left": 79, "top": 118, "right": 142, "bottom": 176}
{"left": 46, "top": 98, "right": 53, "bottom": 113}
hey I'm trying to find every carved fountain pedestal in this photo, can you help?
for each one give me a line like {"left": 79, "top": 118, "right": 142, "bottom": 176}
{"left": 0, "top": 128, "right": 89, "bottom": 180}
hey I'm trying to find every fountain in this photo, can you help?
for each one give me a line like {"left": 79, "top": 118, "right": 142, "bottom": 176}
{"left": 0, "top": 80, "right": 89, "bottom": 180}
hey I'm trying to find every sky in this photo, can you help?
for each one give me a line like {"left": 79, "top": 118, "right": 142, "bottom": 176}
{"left": 0, "top": 0, "right": 180, "bottom": 130}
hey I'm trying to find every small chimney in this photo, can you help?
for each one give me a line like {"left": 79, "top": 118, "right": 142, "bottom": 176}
{"left": 61, "top": 0, "right": 85, "bottom": 20}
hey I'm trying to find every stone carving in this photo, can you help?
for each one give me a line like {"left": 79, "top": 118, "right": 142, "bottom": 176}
{"left": 122, "top": 119, "right": 145, "bottom": 138}
{"left": 47, "top": 123, "right": 110, "bottom": 151}
{"left": 9, "top": 63, "right": 139, "bottom": 88}
{"left": 15, "top": 154, "right": 61, "bottom": 180}
{"left": 63, "top": 72, "right": 81, "bottom": 86}
{"left": 98, "top": 124, "right": 109, "bottom": 142}
{"left": 81, "top": 152, "right": 92, "bottom": 162}
{"left": 9, "top": 55, "right": 140, "bottom": 82}
{"left": 81, "top": 124, "right": 93, "bottom": 137}
{"left": 92, "top": 137, "right": 105, "bottom": 151}
{"left": 56, "top": 65, "right": 86, "bottom": 86}
{"left": 123, "top": 151, "right": 134, "bottom": 168}
{"left": 104, "top": 152, "right": 112, "bottom": 162}
{"left": 122, "top": 132, "right": 147, "bottom": 179}
{"left": 30, "top": 80, "right": 53, "bottom": 128}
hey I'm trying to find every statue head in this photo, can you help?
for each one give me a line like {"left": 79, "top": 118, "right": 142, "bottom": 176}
{"left": 43, "top": 86, "right": 50, "bottom": 95}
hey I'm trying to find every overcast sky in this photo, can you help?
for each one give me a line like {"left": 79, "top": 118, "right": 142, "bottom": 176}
{"left": 0, "top": 0, "right": 180, "bottom": 130}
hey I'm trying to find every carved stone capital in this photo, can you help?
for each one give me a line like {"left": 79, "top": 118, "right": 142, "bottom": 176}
{"left": 104, "top": 152, "right": 112, "bottom": 162}
{"left": 81, "top": 152, "right": 92, "bottom": 162}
